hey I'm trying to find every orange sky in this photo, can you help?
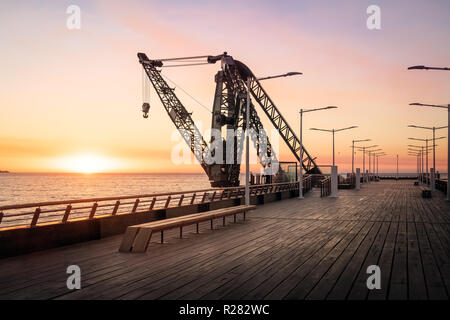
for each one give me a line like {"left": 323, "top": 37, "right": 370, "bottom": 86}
{"left": 0, "top": 0, "right": 449, "bottom": 174}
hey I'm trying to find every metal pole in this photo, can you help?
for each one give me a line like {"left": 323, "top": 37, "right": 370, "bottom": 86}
{"left": 368, "top": 152, "right": 371, "bottom": 182}
{"left": 299, "top": 110, "right": 304, "bottom": 199}
{"left": 416, "top": 154, "right": 419, "bottom": 179}
{"left": 421, "top": 146, "right": 424, "bottom": 183}
{"left": 447, "top": 106, "right": 450, "bottom": 201}
{"left": 373, "top": 154, "right": 376, "bottom": 179}
{"left": 332, "top": 129, "right": 335, "bottom": 167}
{"left": 419, "top": 154, "right": 421, "bottom": 178}
{"left": 426, "top": 139, "right": 429, "bottom": 186}
{"left": 352, "top": 140, "right": 355, "bottom": 174}
{"left": 362, "top": 147, "right": 365, "bottom": 183}
{"left": 377, "top": 156, "right": 380, "bottom": 177}
{"left": 245, "top": 78, "right": 250, "bottom": 205}
{"left": 433, "top": 127, "right": 436, "bottom": 182}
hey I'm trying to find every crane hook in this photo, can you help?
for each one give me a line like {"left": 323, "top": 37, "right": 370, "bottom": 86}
{"left": 142, "top": 102, "right": 150, "bottom": 118}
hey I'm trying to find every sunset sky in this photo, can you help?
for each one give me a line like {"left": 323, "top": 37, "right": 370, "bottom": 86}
{"left": 0, "top": 0, "right": 449, "bottom": 174}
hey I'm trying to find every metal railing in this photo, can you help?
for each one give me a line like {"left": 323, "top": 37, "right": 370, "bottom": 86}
{"left": 0, "top": 178, "right": 312, "bottom": 229}
{"left": 320, "top": 177, "right": 331, "bottom": 197}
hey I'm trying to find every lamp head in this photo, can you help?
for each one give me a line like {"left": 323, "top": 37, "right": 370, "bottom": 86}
{"left": 286, "top": 72, "right": 302, "bottom": 76}
{"left": 408, "top": 65, "right": 426, "bottom": 70}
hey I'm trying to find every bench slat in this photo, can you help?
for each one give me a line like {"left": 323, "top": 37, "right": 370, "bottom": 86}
{"left": 119, "top": 205, "right": 256, "bottom": 253}
{"left": 132, "top": 205, "right": 253, "bottom": 229}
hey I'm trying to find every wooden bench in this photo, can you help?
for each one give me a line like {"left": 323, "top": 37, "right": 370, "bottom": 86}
{"left": 119, "top": 205, "right": 256, "bottom": 253}
{"left": 420, "top": 186, "right": 432, "bottom": 198}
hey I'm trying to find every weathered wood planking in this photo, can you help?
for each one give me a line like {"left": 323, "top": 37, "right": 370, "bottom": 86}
{"left": 0, "top": 180, "right": 448, "bottom": 300}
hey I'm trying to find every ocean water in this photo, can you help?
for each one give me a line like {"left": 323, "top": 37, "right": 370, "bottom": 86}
{"left": 0, "top": 172, "right": 446, "bottom": 206}
{"left": 0, "top": 173, "right": 211, "bottom": 206}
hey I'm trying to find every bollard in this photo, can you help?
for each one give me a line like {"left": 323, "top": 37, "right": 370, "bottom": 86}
{"left": 331, "top": 166, "right": 338, "bottom": 198}
{"left": 356, "top": 168, "right": 361, "bottom": 191}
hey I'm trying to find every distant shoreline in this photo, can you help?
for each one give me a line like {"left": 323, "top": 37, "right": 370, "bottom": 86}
{"left": 0, "top": 170, "right": 10, "bottom": 173}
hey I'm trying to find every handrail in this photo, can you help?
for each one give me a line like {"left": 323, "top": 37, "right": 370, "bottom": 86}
{"left": 0, "top": 179, "right": 312, "bottom": 229}
{"left": 0, "top": 181, "right": 297, "bottom": 211}
{"left": 320, "top": 177, "right": 331, "bottom": 197}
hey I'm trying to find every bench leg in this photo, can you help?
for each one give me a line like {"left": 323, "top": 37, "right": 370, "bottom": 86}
{"left": 180, "top": 227, "right": 183, "bottom": 238}
{"left": 234, "top": 214, "right": 236, "bottom": 223}
{"left": 243, "top": 211, "right": 246, "bottom": 221}
{"left": 223, "top": 216, "right": 226, "bottom": 226}
{"left": 196, "top": 223, "right": 199, "bottom": 234}
{"left": 211, "top": 219, "right": 213, "bottom": 230}
{"left": 131, "top": 229, "right": 153, "bottom": 253}
{"left": 119, "top": 227, "right": 139, "bottom": 252}
{"left": 161, "top": 230, "right": 164, "bottom": 244}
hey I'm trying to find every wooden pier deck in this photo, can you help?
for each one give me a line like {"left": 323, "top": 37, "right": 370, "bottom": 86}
{"left": 0, "top": 180, "right": 449, "bottom": 300}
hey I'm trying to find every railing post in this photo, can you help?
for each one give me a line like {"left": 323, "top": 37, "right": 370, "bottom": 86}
{"left": 112, "top": 200, "right": 120, "bottom": 215}
{"left": 150, "top": 197, "right": 156, "bottom": 210}
{"left": 190, "top": 193, "right": 196, "bottom": 205}
{"left": 62, "top": 204, "right": 72, "bottom": 223}
{"left": 178, "top": 194, "right": 185, "bottom": 207}
{"left": 89, "top": 203, "right": 98, "bottom": 219}
{"left": 164, "top": 196, "right": 171, "bottom": 209}
{"left": 131, "top": 199, "right": 140, "bottom": 214}
{"left": 211, "top": 191, "right": 216, "bottom": 201}
{"left": 201, "top": 192, "right": 208, "bottom": 203}
{"left": 31, "top": 207, "right": 41, "bottom": 227}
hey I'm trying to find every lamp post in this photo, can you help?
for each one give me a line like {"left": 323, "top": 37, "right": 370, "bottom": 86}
{"left": 298, "top": 106, "right": 337, "bottom": 199}
{"left": 408, "top": 137, "right": 445, "bottom": 186}
{"left": 245, "top": 71, "right": 302, "bottom": 205}
{"left": 408, "top": 152, "right": 421, "bottom": 178}
{"left": 408, "top": 144, "right": 433, "bottom": 183}
{"left": 367, "top": 149, "right": 382, "bottom": 182}
{"left": 352, "top": 139, "right": 371, "bottom": 174}
{"left": 409, "top": 146, "right": 424, "bottom": 181}
{"left": 408, "top": 150, "right": 422, "bottom": 179}
{"left": 310, "top": 126, "right": 358, "bottom": 167}
{"left": 355, "top": 145, "right": 378, "bottom": 183}
{"left": 374, "top": 152, "right": 387, "bottom": 178}
{"left": 407, "top": 63, "right": 449, "bottom": 199}
{"left": 310, "top": 125, "right": 358, "bottom": 198}
{"left": 408, "top": 124, "right": 447, "bottom": 190}
{"left": 245, "top": 77, "right": 251, "bottom": 205}
{"left": 409, "top": 137, "right": 432, "bottom": 185}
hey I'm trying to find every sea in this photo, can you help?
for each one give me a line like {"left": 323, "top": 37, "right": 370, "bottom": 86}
{"left": 0, "top": 172, "right": 447, "bottom": 206}
{"left": 0, "top": 173, "right": 211, "bottom": 206}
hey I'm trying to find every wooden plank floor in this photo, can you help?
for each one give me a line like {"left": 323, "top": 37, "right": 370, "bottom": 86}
{"left": 0, "top": 180, "right": 449, "bottom": 300}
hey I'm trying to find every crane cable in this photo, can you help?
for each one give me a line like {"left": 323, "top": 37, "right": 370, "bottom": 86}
{"left": 154, "top": 55, "right": 210, "bottom": 62}
{"left": 162, "top": 62, "right": 210, "bottom": 68}
{"left": 161, "top": 73, "right": 212, "bottom": 114}
{"left": 142, "top": 68, "right": 151, "bottom": 103}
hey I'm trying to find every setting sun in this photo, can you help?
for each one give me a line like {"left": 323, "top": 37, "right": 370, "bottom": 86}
{"left": 57, "top": 154, "right": 118, "bottom": 174}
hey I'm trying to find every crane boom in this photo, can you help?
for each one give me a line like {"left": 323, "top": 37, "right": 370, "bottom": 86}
{"left": 138, "top": 53, "right": 210, "bottom": 171}
{"left": 246, "top": 71, "right": 321, "bottom": 173}
{"left": 137, "top": 51, "right": 321, "bottom": 188}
